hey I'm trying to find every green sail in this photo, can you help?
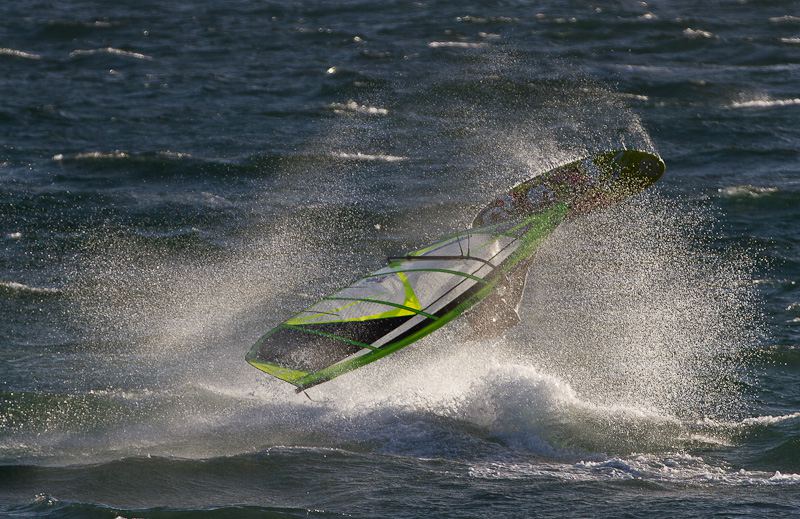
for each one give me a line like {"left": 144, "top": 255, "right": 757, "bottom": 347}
{"left": 246, "top": 149, "right": 665, "bottom": 390}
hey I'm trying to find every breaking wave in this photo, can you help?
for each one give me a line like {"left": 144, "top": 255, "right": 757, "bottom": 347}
{"left": 718, "top": 185, "right": 779, "bottom": 197}
{"left": 472, "top": 454, "right": 800, "bottom": 486}
{"left": 0, "top": 48, "right": 41, "bottom": 60}
{"left": 683, "top": 28, "right": 715, "bottom": 39}
{"left": 730, "top": 96, "right": 800, "bottom": 108}
{"left": 0, "top": 281, "right": 61, "bottom": 296}
{"left": 329, "top": 100, "right": 389, "bottom": 116}
{"left": 428, "top": 41, "right": 487, "bottom": 49}
{"left": 330, "top": 151, "right": 407, "bottom": 162}
{"left": 69, "top": 47, "right": 153, "bottom": 60}
{"left": 769, "top": 15, "right": 800, "bottom": 24}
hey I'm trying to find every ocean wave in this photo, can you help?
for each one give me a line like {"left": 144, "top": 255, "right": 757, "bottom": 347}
{"left": 329, "top": 100, "right": 389, "bottom": 116}
{"left": 48, "top": 149, "right": 247, "bottom": 180}
{"left": 428, "top": 41, "right": 487, "bottom": 49}
{"left": 50, "top": 149, "right": 359, "bottom": 178}
{"left": 780, "top": 37, "right": 800, "bottom": 45}
{"left": 769, "top": 15, "right": 800, "bottom": 24}
{"left": 718, "top": 185, "right": 779, "bottom": 198}
{"left": 69, "top": 47, "right": 153, "bottom": 60}
{"left": 471, "top": 453, "right": 800, "bottom": 486}
{"left": 330, "top": 151, "right": 407, "bottom": 162}
{"left": 683, "top": 28, "right": 715, "bottom": 39}
{"left": 44, "top": 19, "right": 117, "bottom": 30}
{"left": 576, "top": 455, "right": 800, "bottom": 486}
{"left": 610, "top": 62, "right": 800, "bottom": 76}
{"left": 0, "top": 48, "right": 42, "bottom": 60}
{"left": 7, "top": 493, "right": 321, "bottom": 519}
{"left": 53, "top": 150, "right": 129, "bottom": 161}
{"left": 349, "top": 355, "right": 704, "bottom": 458}
{"left": 455, "top": 15, "right": 517, "bottom": 24}
{"left": 771, "top": 471, "right": 800, "bottom": 482}
{"left": 0, "top": 281, "right": 61, "bottom": 296}
{"left": 53, "top": 150, "right": 191, "bottom": 162}
{"left": 126, "top": 191, "right": 235, "bottom": 210}
{"left": 730, "top": 96, "right": 800, "bottom": 108}
{"left": 695, "top": 411, "right": 800, "bottom": 430}
{"left": 740, "top": 412, "right": 800, "bottom": 426}
{"left": 617, "top": 92, "right": 649, "bottom": 102}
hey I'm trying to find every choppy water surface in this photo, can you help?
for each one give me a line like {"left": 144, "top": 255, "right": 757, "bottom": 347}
{"left": 2, "top": 1, "right": 800, "bottom": 517}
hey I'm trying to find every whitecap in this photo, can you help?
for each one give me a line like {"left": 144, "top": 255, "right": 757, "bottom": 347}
{"left": 329, "top": 100, "right": 389, "bottom": 116}
{"left": 618, "top": 92, "right": 649, "bottom": 101}
{"left": 780, "top": 37, "right": 800, "bottom": 44}
{"left": 696, "top": 411, "right": 800, "bottom": 429}
{"left": 69, "top": 47, "right": 153, "bottom": 60}
{"left": 717, "top": 185, "right": 778, "bottom": 197}
{"left": 53, "top": 150, "right": 192, "bottom": 162}
{"left": 5, "top": 232, "right": 22, "bottom": 239}
{"left": 428, "top": 41, "right": 487, "bottom": 49}
{"left": 769, "top": 15, "right": 800, "bottom": 24}
{"left": 741, "top": 412, "right": 800, "bottom": 425}
{"left": 53, "top": 150, "right": 130, "bottom": 161}
{"left": 771, "top": 471, "right": 800, "bottom": 482}
{"left": 0, "top": 48, "right": 42, "bottom": 60}
{"left": 456, "top": 15, "right": 516, "bottom": 23}
{"left": 683, "top": 27, "right": 715, "bottom": 39}
{"left": 33, "top": 494, "right": 59, "bottom": 505}
{"left": 331, "top": 151, "right": 407, "bottom": 162}
{"left": 686, "top": 433, "right": 734, "bottom": 446}
{"left": 0, "top": 281, "right": 61, "bottom": 295}
{"left": 472, "top": 453, "right": 800, "bottom": 486}
{"left": 156, "top": 150, "right": 192, "bottom": 159}
{"left": 456, "top": 15, "right": 487, "bottom": 23}
{"left": 731, "top": 96, "right": 800, "bottom": 108}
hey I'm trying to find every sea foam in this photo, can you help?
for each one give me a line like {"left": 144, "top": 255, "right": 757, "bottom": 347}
{"left": 69, "top": 47, "right": 153, "bottom": 60}
{"left": 0, "top": 48, "right": 41, "bottom": 60}
{"left": 731, "top": 96, "right": 800, "bottom": 108}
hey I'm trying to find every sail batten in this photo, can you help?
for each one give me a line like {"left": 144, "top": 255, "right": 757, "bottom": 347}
{"left": 247, "top": 204, "right": 568, "bottom": 388}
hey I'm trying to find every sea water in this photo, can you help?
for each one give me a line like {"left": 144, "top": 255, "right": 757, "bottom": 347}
{"left": 1, "top": 1, "right": 799, "bottom": 517}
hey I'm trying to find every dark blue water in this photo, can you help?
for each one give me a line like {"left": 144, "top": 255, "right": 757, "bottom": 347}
{"left": 2, "top": 1, "right": 800, "bottom": 517}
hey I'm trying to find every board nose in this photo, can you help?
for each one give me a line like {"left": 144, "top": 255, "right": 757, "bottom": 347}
{"left": 637, "top": 154, "right": 666, "bottom": 183}
{"left": 607, "top": 150, "right": 665, "bottom": 192}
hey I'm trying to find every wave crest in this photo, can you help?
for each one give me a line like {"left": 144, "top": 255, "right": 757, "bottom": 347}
{"left": 69, "top": 47, "right": 153, "bottom": 60}
{"left": 718, "top": 185, "right": 779, "bottom": 198}
{"left": 0, "top": 48, "right": 41, "bottom": 60}
{"left": 0, "top": 281, "right": 61, "bottom": 296}
{"left": 731, "top": 96, "right": 800, "bottom": 108}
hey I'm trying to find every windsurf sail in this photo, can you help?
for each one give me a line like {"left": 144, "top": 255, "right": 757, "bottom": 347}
{"left": 246, "top": 149, "right": 665, "bottom": 391}
{"left": 246, "top": 204, "right": 568, "bottom": 390}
